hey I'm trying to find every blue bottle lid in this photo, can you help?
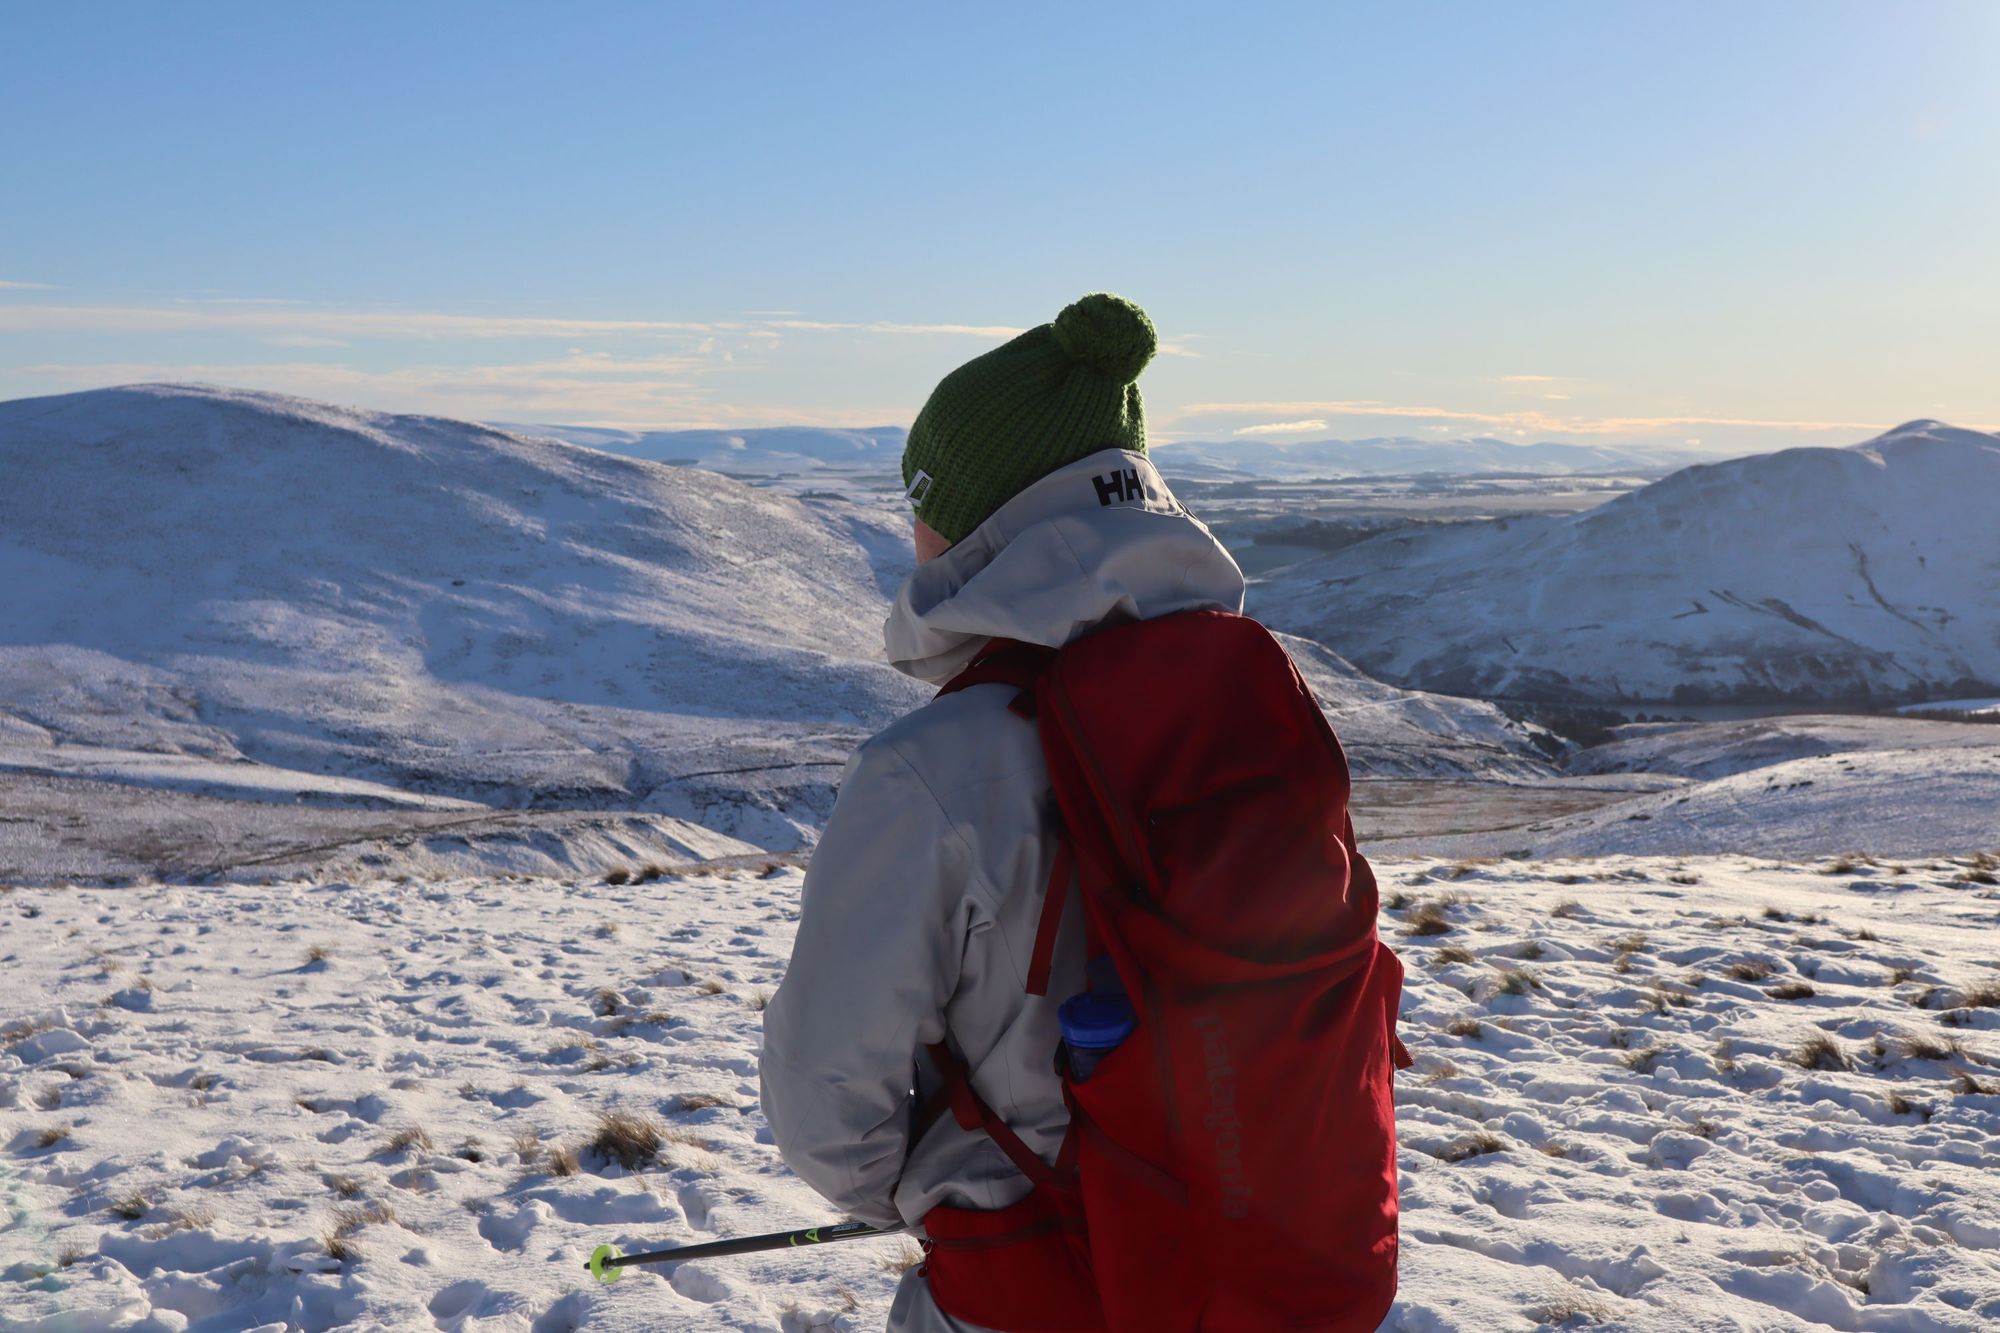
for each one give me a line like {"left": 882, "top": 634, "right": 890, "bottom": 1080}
{"left": 1059, "top": 992, "right": 1137, "bottom": 1051}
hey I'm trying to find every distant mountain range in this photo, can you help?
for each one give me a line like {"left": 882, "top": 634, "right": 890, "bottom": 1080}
{"left": 501, "top": 421, "right": 1707, "bottom": 480}
{"left": 1251, "top": 420, "right": 2000, "bottom": 705}
{"left": 0, "top": 384, "right": 1557, "bottom": 876}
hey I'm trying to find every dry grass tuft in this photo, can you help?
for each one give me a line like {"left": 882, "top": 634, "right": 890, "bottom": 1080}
{"left": 1791, "top": 1033, "right": 1852, "bottom": 1072}
{"left": 109, "top": 1188, "right": 153, "bottom": 1220}
{"left": 1432, "top": 944, "right": 1476, "bottom": 966}
{"left": 696, "top": 978, "right": 727, "bottom": 995}
{"left": 510, "top": 1129, "right": 543, "bottom": 1162}
{"left": 588, "top": 1109, "right": 664, "bottom": 1171}
{"left": 1822, "top": 855, "right": 1871, "bottom": 876}
{"left": 747, "top": 989, "right": 772, "bottom": 1013}
{"left": 1611, "top": 934, "right": 1647, "bottom": 956}
{"left": 1961, "top": 979, "right": 2000, "bottom": 1009}
{"left": 35, "top": 1125, "right": 70, "bottom": 1149}
{"left": 55, "top": 1238, "right": 92, "bottom": 1268}
{"left": 1444, "top": 1017, "right": 1484, "bottom": 1040}
{"left": 1527, "top": 1289, "right": 1616, "bottom": 1326}
{"left": 1767, "top": 981, "right": 1817, "bottom": 1000}
{"left": 1494, "top": 969, "right": 1542, "bottom": 998}
{"left": 156, "top": 1201, "right": 216, "bottom": 1235}
{"left": 603, "top": 866, "right": 632, "bottom": 885}
{"left": 546, "top": 1144, "right": 581, "bottom": 1177}
{"left": 1724, "top": 958, "right": 1775, "bottom": 982}
{"left": 378, "top": 1125, "right": 434, "bottom": 1157}
{"left": 327, "top": 1173, "right": 364, "bottom": 1199}
{"left": 1895, "top": 1031, "right": 1963, "bottom": 1062}
{"left": 1620, "top": 1047, "right": 1662, "bottom": 1074}
{"left": 1549, "top": 898, "right": 1585, "bottom": 919}
{"left": 1536, "top": 1141, "right": 1571, "bottom": 1158}
{"left": 305, "top": 944, "right": 332, "bottom": 964}
{"left": 876, "top": 1238, "right": 928, "bottom": 1275}
{"left": 593, "top": 987, "right": 623, "bottom": 1016}
{"left": 1438, "top": 1132, "right": 1507, "bottom": 1163}
{"left": 674, "top": 1092, "right": 735, "bottom": 1112}
{"left": 1401, "top": 901, "right": 1453, "bottom": 937}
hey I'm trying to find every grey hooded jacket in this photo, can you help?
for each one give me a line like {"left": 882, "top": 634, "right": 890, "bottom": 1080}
{"left": 760, "top": 449, "right": 1246, "bottom": 1331}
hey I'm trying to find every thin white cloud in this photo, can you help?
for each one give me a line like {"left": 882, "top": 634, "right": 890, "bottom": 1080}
{"left": 760, "top": 318, "right": 1024, "bottom": 338}
{"left": 12, "top": 357, "right": 912, "bottom": 432}
{"left": 1232, "top": 419, "right": 1328, "bottom": 437}
{"left": 0, "top": 279, "right": 57, "bottom": 290}
{"left": 264, "top": 335, "right": 349, "bottom": 349}
{"left": 1485, "top": 373, "right": 1564, "bottom": 384}
{"left": 0, "top": 302, "right": 1022, "bottom": 342}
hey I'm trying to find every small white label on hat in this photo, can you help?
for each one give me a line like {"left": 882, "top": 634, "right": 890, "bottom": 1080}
{"left": 905, "top": 470, "right": 934, "bottom": 507}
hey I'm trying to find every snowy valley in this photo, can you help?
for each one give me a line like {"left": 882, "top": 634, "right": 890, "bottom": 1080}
{"left": 3, "top": 384, "right": 1998, "bottom": 1332}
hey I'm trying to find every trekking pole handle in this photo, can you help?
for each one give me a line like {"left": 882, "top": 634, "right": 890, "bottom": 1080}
{"left": 587, "top": 1220, "right": 895, "bottom": 1282}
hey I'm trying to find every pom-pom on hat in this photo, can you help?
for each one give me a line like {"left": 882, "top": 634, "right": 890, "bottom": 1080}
{"left": 901, "top": 292, "right": 1157, "bottom": 544}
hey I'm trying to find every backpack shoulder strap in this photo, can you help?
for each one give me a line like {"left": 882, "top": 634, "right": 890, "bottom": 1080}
{"left": 936, "top": 638, "right": 1058, "bottom": 714}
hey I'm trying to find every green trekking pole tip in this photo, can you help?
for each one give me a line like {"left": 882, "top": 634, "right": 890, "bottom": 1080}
{"left": 588, "top": 1243, "right": 624, "bottom": 1284}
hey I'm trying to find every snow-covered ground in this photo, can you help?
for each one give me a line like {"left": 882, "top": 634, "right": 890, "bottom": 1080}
{"left": 1374, "top": 746, "right": 2000, "bottom": 861}
{"left": 1900, "top": 700, "right": 2000, "bottom": 719}
{"left": 1251, "top": 420, "right": 2000, "bottom": 705}
{"left": 5, "top": 856, "right": 1998, "bottom": 1332}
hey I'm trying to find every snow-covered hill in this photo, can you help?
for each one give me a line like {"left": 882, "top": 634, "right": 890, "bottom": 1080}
{"left": 0, "top": 384, "right": 934, "bottom": 849}
{"left": 493, "top": 423, "right": 909, "bottom": 474}
{"left": 1253, "top": 421, "right": 2000, "bottom": 704}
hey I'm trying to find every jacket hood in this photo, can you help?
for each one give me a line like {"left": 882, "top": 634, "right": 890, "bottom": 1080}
{"left": 883, "top": 449, "right": 1246, "bottom": 685}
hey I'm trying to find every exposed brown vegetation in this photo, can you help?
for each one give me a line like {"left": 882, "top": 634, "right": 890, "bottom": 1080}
{"left": 1767, "top": 981, "right": 1816, "bottom": 1000}
{"left": 1438, "top": 1132, "right": 1506, "bottom": 1163}
{"left": 674, "top": 1092, "right": 735, "bottom": 1112}
{"left": 109, "top": 1188, "right": 153, "bottom": 1220}
{"left": 1791, "top": 1034, "right": 1851, "bottom": 1072}
{"left": 378, "top": 1125, "right": 434, "bottom": 1157}
{"left": 588, "top": 1109, "right": 664, "bottom": 1170}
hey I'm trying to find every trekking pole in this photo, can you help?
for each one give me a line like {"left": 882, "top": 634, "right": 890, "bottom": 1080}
{"left": 586, "top": 1220, "right": 896, "bottom": 1283}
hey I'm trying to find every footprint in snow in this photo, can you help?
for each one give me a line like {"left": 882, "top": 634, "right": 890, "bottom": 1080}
{"left": 477, "top": 1199, "right": 552, "bottom": 1252}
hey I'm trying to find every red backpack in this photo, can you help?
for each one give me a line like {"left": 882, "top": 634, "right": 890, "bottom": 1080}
{"left": 918, "top": 609, "right": 1410, "bottom": 1333}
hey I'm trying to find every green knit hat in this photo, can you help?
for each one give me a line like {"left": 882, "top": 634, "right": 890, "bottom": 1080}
{"left": 902, "top": 292, "right": 1157, "bottom": 543}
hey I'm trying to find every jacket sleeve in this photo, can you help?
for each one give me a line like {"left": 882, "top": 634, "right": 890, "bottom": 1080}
{"left": 759, "top": 736, "right": 978, "bottom": 1227}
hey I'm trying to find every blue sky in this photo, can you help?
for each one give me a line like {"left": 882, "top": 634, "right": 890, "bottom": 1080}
{"left": 3, "top": 1, "right": 1996, "bottom": 450}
